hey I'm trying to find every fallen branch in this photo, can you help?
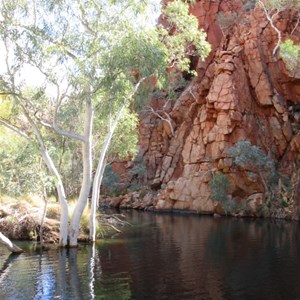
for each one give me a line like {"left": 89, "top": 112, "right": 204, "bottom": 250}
{"left": 0, "top": 232, "right": 24, "bottom": 253}
{"left": 101, "top": 224, "right": 122, "bottom": 233}
{"left": 110, "top": 215, "right": 132, "bottom": 226}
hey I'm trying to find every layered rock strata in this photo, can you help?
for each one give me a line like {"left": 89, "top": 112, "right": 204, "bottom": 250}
{"left": 136, "top": 1, "right": 300, "bottom": 218}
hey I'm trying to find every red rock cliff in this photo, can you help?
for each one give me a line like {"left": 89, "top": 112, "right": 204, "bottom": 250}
{"left": 137, "top": 0, "right": 300, "bottom": 218}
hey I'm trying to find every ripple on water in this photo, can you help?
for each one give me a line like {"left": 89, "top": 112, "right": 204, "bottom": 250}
{"left": 1, "top": 213, "right": 300, "bottom": 300}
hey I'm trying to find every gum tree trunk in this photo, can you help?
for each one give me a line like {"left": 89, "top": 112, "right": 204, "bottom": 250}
{"left": 69, "top": 99, "right": 94, "bottom": 246}
{"left": 89, "top": 104, "right": 125, "bottom": 241}
{"left": 41, "top": 150, "right": 69, "bottom": 246}
{"left": 89, "top": 79, "right": 145, "bottom": 242}
{"left": 22, "top": 107, "right": 69, "bottom": 246}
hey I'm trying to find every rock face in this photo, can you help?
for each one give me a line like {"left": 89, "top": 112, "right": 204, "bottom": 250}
{"left": 137, "top": 1, "right": 300, "bottom": 217}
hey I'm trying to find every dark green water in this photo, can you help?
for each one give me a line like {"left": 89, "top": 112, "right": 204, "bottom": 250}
{"left": 1, "top": 211, "right": 300, "bottom": 300}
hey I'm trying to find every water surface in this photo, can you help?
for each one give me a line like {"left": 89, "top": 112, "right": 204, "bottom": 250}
{"left": 1, "top": 211, "right": 300, "bottom": 299}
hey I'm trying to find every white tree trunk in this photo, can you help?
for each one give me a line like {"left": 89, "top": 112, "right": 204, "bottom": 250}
{"left": 21, "top": 106, "right": 70, "bottom": 246}
{"left": 69, "top": 99, "right": 94, "bottom": 246}
{"left": 41, "top": 150, "right": 69, "bottom": 246}
{"left": 0, "top": 112, "right": 69, "bottom": 246}
{"left": 89, "top": 102, "right": 126, "bottom": 241}
{"left": 89, "top": 79, "right": 145, "bottom": 241}
{"left": 89, "top": 159, "right": 106, "bottom": 241}
{"left": 0, "top": 232, "right": 23, "bottom": 253}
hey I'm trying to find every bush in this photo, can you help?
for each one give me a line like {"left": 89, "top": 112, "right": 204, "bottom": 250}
{"left": 228, "top": 140, "right": 277, "bottom": 190}
{"left": 127, "top": 157, "right": 147, "bottom": 191}
{"left": 210, "top": 173, "right": 241, "bottom": 215}
{"left": 102, "top": 165, "right": 121, "bottom": 194}
{"left": 210, "top": 173, "right": 230, "bottom": 203}
{"left": 280, "top": 199, "right": 289, "bottom": 208}
{"left": 280, "top": 39, "right": 300, "bottom": 72}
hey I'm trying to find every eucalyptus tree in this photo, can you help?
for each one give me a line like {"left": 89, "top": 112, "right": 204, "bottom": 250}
{"left": 0, "top": 0, "right": 211, "bottom": 246}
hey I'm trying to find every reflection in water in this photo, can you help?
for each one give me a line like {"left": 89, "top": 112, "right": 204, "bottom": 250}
{"left": 88, "top": 244, "right": 96, "bottom": 300}
{"left": 34, "top": 251, "right": 56, "bottom": 299}
{"left": 1, "top": 212, "right": 300, "bottom": 299}
{"left": 0, "top": 253, "right": 19, "bottom": 286}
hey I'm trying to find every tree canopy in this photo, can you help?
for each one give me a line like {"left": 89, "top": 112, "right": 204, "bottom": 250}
{"left": 0, "top": 0, "right": 211, "bottom": 246}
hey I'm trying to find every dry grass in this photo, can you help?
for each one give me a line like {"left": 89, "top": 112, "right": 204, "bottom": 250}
{"left": 0, "top": 195, "right": 121, "bottom": 243}
{"left": 0, "top": 195, "right": 59, "bottom": 243}
{"left": 68, "top": 201, "right": 104, "bottom": 238}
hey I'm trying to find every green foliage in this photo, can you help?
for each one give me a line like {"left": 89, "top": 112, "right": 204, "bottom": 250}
{"left": 127, "top": 157, "right": 147, "bottom": 191}
{"left": 222, "top": 198, "right": 242, "bottom": 214}
{"left": 243, "top": 0, "right": 257, "bottom": 11}
{"left": 261, "top": 0, "right": 300, "bottom": 10}
{"left": 216, "top": 1, "right": 256, "bottom": 33}
{"left": 209, "top": 172, "right": 243, "bottom": 214}
{"left": 280, "top": 199, "right": 289, "bottom": 207}
{"left": 280, "top": 39, "right": 300, "bottom": 72}
{"left": 0, "top": 134, "right": 52, "bottom": 196}
{"left": 0, "top": 0, "right": 211, "bottom": 202}
{"left": 94, "top": 107, "right": 139, "bottom": 160}
{"left": 210, "top": 173, "right": 230, "bottom": 203}
{"left": 110, "top": 110, "right": 139, "bottom": 160}
{"left": 228, "top": 140, "right": 275, "bottom": 175}
{"left": 102, "top": 165, "right": 121, "bottom": 194}
{"left": 159, "top": 0, "right": 211, "bottom": 72}
{"left": 229, "top": 140, "right": 279, "bottom": 199}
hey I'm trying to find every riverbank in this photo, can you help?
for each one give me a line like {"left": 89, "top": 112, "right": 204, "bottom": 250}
{"left": 0, "top": 196, "right": 127, "bottom": 244}
{"left": 100, "top": 189, "right": 296, "bottom": 221}
{"left": 0, "top": 196, "right": 60, "bottom": 243}
{"left": 2, "top": 210, "right": 300, "bottom": 299}
{"left": 0, "top": 188, "right": 296, "bottom": 244}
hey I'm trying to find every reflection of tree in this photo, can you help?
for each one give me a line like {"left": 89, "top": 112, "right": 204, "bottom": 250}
{"left": 69, "top": 248, "right": 87, "bottom": 299}
{"left": 93, "top": 241, "right": 132, "bottom": 299}
{"left": 0, "top": 253, "right": 18, "bottom": 284}
{"left": 2, "top": 215, "right": 300, "bottom": 299}
{"left": 34, "top": 250, "right": 56, "bottom": 299}
{"left": 57, "top": 248, "right": 67, "bottom": 297}
{"left": 88, "top": 244, "right": 96, "bottom": 300}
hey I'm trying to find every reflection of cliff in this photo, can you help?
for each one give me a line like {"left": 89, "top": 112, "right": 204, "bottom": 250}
{"left": 2, "top": 213, "right": 300, "bottom": 299}
{"left": 205, "top": 218, "right": 300, "bottom": 299}
{"left": 106, "top": 211, "right": 300, "bottom": 299}
{"left": 138, "top": 0, "right": 300, "bottom": 216}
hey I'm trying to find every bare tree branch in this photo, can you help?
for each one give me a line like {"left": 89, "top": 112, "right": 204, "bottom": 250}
{"left": 76, "top": 0, "right": 96, "bottom": 35}
{"left": 0, "top": 116, "right": 32, "bottom": 142}
{"left": 291, "top": 12, "right": 300, "bottom": 36}
{"left": 38, "top": 118, "right": 86, "bottom": 142}
{"left": 147, "top": 106, "right": 175, "bottom": 136}
{"left": 0, "top": 92, "right": 19, "bottom": 97}
{"left": 258, "top": 0, "right": 282, "bottom": 56}
{"left": 187, "top": 85, "right": 198, "bottom": 101}
{"left": 24, "top": 80, "right": 86, "bottom": 142}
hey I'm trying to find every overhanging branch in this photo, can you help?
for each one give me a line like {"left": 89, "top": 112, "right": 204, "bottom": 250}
{"left": 0, "top": 117, "right": 32, "bottom": 142}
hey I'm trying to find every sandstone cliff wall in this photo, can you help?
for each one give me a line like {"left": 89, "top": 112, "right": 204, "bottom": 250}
{"left": 137, "top": 0, "right": 300, "bottom": 218}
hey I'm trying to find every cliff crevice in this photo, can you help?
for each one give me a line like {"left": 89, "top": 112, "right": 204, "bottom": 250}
{"left": 135, "top": 0, "right": 300, "bottom": 218}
